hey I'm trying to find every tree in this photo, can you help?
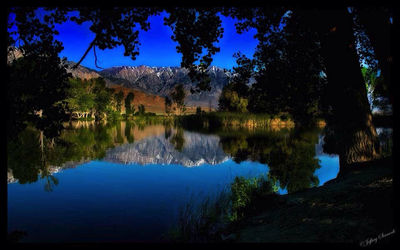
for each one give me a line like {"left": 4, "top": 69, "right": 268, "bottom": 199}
{"left": 170, "top": 84, "right": 186, "bottom": 115}
{"left": 65, "top": 77, "right": 112, "bottom": 120}
{"left": 219, "top": 128, "right": 321, "bottom": 193}
{"left": 354, "top": 7, "right": 393, "bottom": 105}
{"left": 224, "top": 7, "right": 385, "bottom": 167}
{"left": 218, "top": 87, "right": 248, "bottom": 113}
{"left": 125, "top": 92, "right": 135, "bottom": 116}
{"left": 196, "top": 106, "right": 202, "bottom": 115}
{"left": 165, "top": 96, "right": 172, "bottom": 115}
{"left": 8, "top": 47, "right": 70, "bottom": 139}
{"left": 310, "top": 9, "right": 381, "bottom": 167}
{"left": 93, "top": 78, "right": 114, "bottom": 120}
{"left": 114, "top": 90, "right": 124, "bottom": 113}
{"left": 137, "top": 104, "right": 146, "bottom": 115}
{"left": 246, "top": 12, "right": 326, "bottom": 125}
{"left": 170, "top": 128, "right": 185, "bottom": 152}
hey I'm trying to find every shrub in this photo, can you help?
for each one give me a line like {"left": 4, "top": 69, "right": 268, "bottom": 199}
{"left": 229, "top": 175, "right": 275, "bottom": 221}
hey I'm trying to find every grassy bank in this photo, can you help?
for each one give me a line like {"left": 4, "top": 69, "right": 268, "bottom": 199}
{"left": 167, "top": 157, "right": 393, "bottom": 244}
{"left": 175, "top": 112, "right": 295, "bottom": 131}
{"left": 166, "top": 174, "right": 280, "bottom": 242}
{"left": 233, "top": 157, "right": 394, "bottom": 244}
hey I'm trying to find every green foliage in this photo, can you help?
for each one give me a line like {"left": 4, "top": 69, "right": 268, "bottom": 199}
{"left": 107, "top": 110, "right": 123, "bottom": 121}
{"left": 164, "top": 8, "right": 224, "bottom": 92}
{"left": 176, "top": 112, "right": 284, "bottom": 131}
{"left": 361, "top": 67, "right": 390, "bottom": 112}
{"left": 170, "top": 128, "right": 185, "bottom": 152}
{"left": 229, "top": 175, "right": 275, "bottom": 221}
{"left": 169, "top": 174, "right": 276, "bottom": 242}
{"left": 124, "top": 92, "right": 135, "bottom": 116}
{"left": 170, "top": 84, "right": 186, "bottom": 114}
{"left": 137, "top": 104, "right": 146, "bottom": 115}
{"left": 196, "top": 106, "right": 202, "bottom": 115}
{"left": 114, "top": 90, "right": 124, "bottom": 112}
{"left": 218, "top": 87, "right": 248, "bottom": 113}
{"left": 8, "top": 50, "right": 70, "bottom": 140}
{"left": 165, "top": 96, "right": 173, "bottom": 115}
{"left": 65, "top": 77, "right": 114, "bottom": 120}
{"left": 124, "top": 121, "right": 135, "bottom": 143}
{"left": 219, "top": 128, "right": 321, "bottom": 193}
{"left": 218, "top": 53, "right": 252, "bottom": 113}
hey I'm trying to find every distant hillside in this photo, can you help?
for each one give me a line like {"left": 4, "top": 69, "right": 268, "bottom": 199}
{"left": 99, "top": 65, "right": 232, "bottom": 108}
{"left": 109, "top": 85, "right": 166, "bottom": 114}
{"left": 63, "top": 61, "right": 102, "bottom": 80}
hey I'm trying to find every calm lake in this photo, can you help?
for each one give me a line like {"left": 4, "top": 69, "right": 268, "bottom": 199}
{"left": 8, "top": 121, "right": 341, "bottom": 242}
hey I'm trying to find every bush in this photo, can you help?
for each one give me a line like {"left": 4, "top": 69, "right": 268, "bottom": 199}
{"left": 229, "top": 175, "right": 275, "bottom": 221}
{"left": 168, "top": 174, "right": 277, "bottom": 242}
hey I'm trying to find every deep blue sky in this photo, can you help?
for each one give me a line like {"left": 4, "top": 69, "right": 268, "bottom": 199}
{"left": 9, "top": 10, "right": 258, "bottom": 70}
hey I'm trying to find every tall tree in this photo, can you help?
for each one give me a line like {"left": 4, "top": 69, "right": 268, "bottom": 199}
{"left": 170, "top": 84, "right": 186, "bottom": 114}
{"left": 310, "top": 9, "right": 381, "bottom": 167}
{"left": 165, "top": 96, "right": 172, "bottom": 115}
{"left": 225, "top": 7, "right": 383, "bottom": 167}
{"left": 124, "top": 92, "right": 135, "bottom": 116}
{"left": 114, "top": 90, "right": 124, "bottom": 113}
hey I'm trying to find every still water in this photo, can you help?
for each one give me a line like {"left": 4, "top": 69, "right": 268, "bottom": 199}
{"left": 8, "top": 121, "right": 340, "bottom": 242}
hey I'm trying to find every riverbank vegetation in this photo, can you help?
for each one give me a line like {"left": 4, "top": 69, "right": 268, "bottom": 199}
{"left": 175, "top": 112, "right": 295, "bottom": 131}
{"left": 167, "top": 174, "right": 279, "bottom": 242}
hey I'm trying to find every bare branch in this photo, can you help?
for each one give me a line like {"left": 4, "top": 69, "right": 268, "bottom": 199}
{"left": 72, "top": 38, "right": 96, "bottom": 69}
{"left": 93, "top": 44, "right": 104, "bottom": 69}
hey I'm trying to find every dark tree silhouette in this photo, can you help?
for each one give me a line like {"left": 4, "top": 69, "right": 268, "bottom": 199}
{"left": 170, "top": 84, "right": 186, "bottom": 114}
{"left": 124, "top": 92, "right": 135, "bottom": 115}
{"left": 224, "top": 7, "right": 390, "bottom": 167}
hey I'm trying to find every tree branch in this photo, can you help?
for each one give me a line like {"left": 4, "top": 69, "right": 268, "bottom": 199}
{"left": 93, "top": 44, "right": 103, "bottom": 69}
{"left": 72, "top": 38, "right": 96, "bottom": 69}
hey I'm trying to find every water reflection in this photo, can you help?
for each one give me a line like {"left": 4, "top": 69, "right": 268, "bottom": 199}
{"left": 104, "top": 129, "right": 228, "bottom": 166}
{"left": 8, "top": 121, "right": 339, "bottom": 194}
{"left": 8, "top": 121, "right": 344, "bottom": 242}
{"left": 210, "top": 128, "right": 323, "bottom": 193}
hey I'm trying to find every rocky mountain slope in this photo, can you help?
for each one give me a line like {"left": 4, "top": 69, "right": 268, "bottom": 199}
{"left": 63, "top": 61, "right": 102, "bottom": 80}
{"left": 64, "top": 62, "right": 232, "bottom": 109}
{"left": 99, "top": 65, "right": 231, "bottom": 108}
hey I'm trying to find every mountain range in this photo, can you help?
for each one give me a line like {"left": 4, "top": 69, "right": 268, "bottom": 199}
{"left": 8, "top": 47, "right": 232, "bottom": 110}
{"left": 68, "top": 63, "right": 232, "bottom": 109}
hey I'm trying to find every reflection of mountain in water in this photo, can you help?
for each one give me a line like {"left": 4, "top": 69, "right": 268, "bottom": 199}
{"left": 103, "top": 131, "right": 229, "bottom": 166}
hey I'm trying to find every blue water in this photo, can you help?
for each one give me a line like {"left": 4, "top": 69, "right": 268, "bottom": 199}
{"left": 7, "top": 126, "right": 339, "bottom": 242}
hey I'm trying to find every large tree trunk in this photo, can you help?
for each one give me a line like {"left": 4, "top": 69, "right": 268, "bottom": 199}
{"left": 315, "top": 9, "right": 381, "bottom": 169}
{"left": 357, "top": 8, "right": 393, "bottom": 105}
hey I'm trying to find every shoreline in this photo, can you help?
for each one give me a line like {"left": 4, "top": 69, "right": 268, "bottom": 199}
{"left": 224, "top": 157, "right": 393, "bottom": 244}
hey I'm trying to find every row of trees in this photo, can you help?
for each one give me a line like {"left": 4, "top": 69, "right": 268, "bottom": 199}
{"left": 64, "top": 77, "right": 151, "bottom": 120}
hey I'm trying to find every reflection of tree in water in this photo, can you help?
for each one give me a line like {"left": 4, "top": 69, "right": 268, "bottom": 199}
{"left": 164, "top": 124, "right": 172, "bottom": 140}
{"left": 115, "top": 122, "right": 124, "bottom": 144}
{"left": 7, "top": 122, "right": 117, "bottom": 188}
{"left": 125, "top": 122, "right": 135, "bottom": 143}
{"left": 170, "top": 128, "right": 185, "bottom": 152}
{"left": 219, "top": 128, "right": 321, "bottom": 193}
{"left": 7, "top": 127, "right": 59, "bottom": 191}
